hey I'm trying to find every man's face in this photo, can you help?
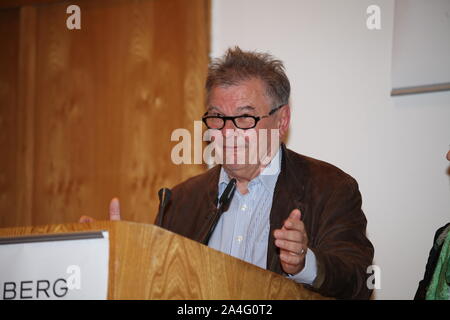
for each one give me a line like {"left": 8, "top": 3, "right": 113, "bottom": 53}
{"left": 206, "top": 78, "right": 289, "bottom": 176}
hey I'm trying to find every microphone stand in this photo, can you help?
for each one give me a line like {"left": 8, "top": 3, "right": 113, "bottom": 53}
{"left": 202, "top": 178, "right": 237, "bottom": 245}
{"left": 157, "top": 188, "right": 172, "bottom": 227}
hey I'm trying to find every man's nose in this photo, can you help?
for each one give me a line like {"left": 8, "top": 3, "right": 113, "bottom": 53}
{"left": 221, "top": 119, "right": 237, "bottom": 137}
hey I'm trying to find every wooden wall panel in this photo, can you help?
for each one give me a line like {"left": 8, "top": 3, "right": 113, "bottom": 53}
{"left": 16, "top": 6, "right": 37, "bottom": 227}
{"left": 0, "top": 0, "right": 209, "bottom": 227}
{"left": 0, "top": 8, "right": 20, "bottom": 227}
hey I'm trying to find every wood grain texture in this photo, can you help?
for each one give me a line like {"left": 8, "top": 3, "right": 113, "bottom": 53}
{"left": 16, "top": 6, "right": 37, "bottom": 227}
{"left": 0, "top": 7, "right": 21, "bottom": 227}
{"left": 0, "top": 221, "right": 332, "bottom": 300}
{"left": 0, "top": 0, "right": 61, "bottom": 9}
{"left": 0, "top": 0, "right": 209, "bottom": 227}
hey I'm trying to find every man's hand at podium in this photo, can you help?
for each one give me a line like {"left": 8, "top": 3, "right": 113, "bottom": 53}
{"left": 273, "top": 209, "right": 308, "bottom": 276}
{"left": 79, "top": 198, "right": 121, "bottom": 222}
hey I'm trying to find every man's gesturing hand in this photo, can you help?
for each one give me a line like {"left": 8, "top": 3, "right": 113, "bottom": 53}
{"left": 79, "top": 197, "right": 121, "bottom": 222}
{"left": 273, "top": 209, "right": 308, "bottom": 275}
{"left": 109, "top": 197, "right": 121, "bottom": 221}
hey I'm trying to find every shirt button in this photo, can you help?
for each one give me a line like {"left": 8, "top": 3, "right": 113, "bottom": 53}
{"left": 236, "top": 236, "right": 243, "bottom": 243}
{"left": 241, "top": 204, "right": 247, "bottom": 211}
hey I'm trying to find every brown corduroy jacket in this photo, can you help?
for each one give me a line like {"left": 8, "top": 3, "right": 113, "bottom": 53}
{"left": 156, "top": 144, "right": 374, "bottom": 299}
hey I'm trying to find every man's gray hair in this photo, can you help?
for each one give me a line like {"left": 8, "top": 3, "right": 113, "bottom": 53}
{"left": 206, "top": 47, "right": 290, "bottom": 108}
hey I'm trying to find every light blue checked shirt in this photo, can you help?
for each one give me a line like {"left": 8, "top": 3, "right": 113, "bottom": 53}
{"left": 208, "top": 148, "right": 317, "bottom": 285}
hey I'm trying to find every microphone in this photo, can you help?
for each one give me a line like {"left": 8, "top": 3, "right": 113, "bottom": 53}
{"left": 156, "top": 188, "right": 172, "bottom": 227}
{"left": 203, "top": 178, "right": 237, "bottom": 244}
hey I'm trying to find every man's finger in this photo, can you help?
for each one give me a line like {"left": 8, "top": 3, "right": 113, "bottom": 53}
{"left": 283, "top": 218, "right": 304, "bottom": 232}
{"left": 290, "top": 209, "right": 301, "bottom": 220}
{"left": 109, "top": 197, "right": 121, "bottom": 221}
{"left": 79, "top": 215, "right": 94, "bottom": 223}
{"left": 275, "top": 239, "right": 303, "bottom": 254}
{"left": 280, "top": 251, "right": 303, "bottom": 265}
{"left": 282, "top": 209, "right": 303, "bottom": 231}
{"left": 274, "top": 229, "right": 304, "bottom": 242}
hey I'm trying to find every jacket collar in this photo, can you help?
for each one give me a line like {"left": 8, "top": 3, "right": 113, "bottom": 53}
{"left": 267, "top": 143, "right": 308, "bottom": 272}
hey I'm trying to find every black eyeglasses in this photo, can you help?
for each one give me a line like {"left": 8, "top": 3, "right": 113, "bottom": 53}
{"left": 202, "top": 105, "right": 285, "bottom": 130}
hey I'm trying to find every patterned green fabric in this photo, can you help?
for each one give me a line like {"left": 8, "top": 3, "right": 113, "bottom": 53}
{"left": 426, "top": 231, "right": 450, "bottom": 300}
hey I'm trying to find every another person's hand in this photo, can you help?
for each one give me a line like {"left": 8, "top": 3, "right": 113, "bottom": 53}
{"left": 79, "top": 197, "right": 121, "bottom": 222}
{"left": 273, "top": 209, "right": 308, "bottom": 275}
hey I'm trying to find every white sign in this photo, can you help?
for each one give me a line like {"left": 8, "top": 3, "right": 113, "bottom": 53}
{"left": 0, "top": 231, "right": 109, "bottom": 300}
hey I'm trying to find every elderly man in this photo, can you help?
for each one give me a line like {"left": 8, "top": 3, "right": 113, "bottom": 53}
{"left": 82, "top": 47, "right": 374, "bottom": 299}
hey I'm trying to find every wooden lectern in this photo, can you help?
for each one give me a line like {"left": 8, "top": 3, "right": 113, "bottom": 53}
{"left": 0, "top": 221, "right": 330, "bottom": 300}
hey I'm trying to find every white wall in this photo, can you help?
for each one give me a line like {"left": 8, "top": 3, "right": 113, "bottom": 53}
{"left": 211, "top": 0, "right": 450, "bottom": 299}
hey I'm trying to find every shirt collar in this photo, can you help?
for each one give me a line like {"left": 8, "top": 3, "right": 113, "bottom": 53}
{"left": 259, "top": 147, "right": 282, "bottom": 191}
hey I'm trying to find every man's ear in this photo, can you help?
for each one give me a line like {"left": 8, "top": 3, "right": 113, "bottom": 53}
{"left": 278, "top": 105, "right": 290, "bottom": 140}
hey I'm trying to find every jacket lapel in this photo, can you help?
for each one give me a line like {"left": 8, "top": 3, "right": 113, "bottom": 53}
{"left": 196, "top": 164, "right": 221, "bottom": 243}
{"left": 267, "top": 144, "right": 308, "bottom": 273}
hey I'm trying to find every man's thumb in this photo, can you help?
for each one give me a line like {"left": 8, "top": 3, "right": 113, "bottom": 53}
{"left": 290, "top": 208, "right": 301, "bottom": 220}
{"left": 109, "top": 197, "right": 121, "bottom": 221}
